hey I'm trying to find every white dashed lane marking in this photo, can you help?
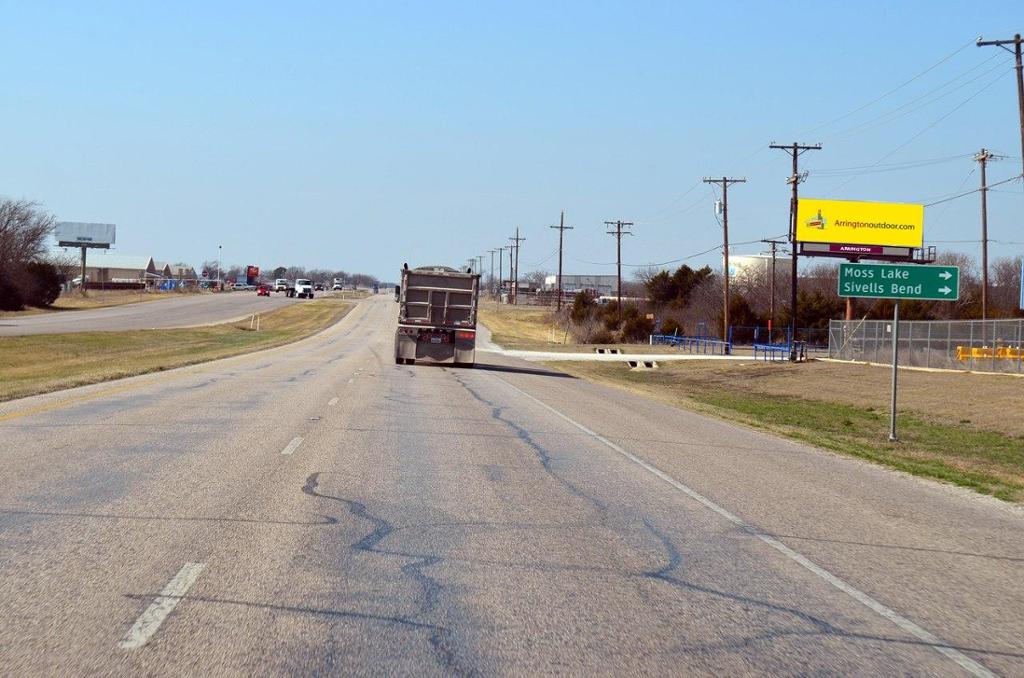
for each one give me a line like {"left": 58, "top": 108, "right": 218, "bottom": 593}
{"left": 119, "top": 562, "right": 206, "bottom": 650}
{"left": 280, "top": 437, "right": 303, "bottom": 455}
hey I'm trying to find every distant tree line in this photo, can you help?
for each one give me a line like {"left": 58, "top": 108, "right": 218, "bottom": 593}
{"left": 540, "top": 250, "right": 1023, "bottom": 344}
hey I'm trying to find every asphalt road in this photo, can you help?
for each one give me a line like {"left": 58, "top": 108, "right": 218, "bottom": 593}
{"left": 1, "top": 294, "right": 1021, "bottom": 676}
{"left": 0, "top": 291, "right": 309, "bottom": 336}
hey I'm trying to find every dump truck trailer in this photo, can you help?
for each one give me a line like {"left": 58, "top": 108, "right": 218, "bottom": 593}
{"left": 394, "top": 265, "right": 480, "bottom": 366}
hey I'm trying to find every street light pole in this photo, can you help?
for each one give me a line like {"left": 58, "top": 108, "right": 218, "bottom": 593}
{"left": 217, "top": 245, "right": 222, "bottom": 291}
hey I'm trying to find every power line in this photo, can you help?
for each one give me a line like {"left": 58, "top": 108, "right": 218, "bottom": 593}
{"left": 809, "top": 153, "right": 974, "bottom": 177}
{"left": 827, "top": 55, "right": 1009, "bottom": 140}
{"left": 921, "top": 173, "right": 1022, "bottom": 206}
{"left": 977, "top": 34, "right": 1024, "bottom": 183}
{"left": 568, "top": 235, "right": 788, "bottom": 269}
{"left": 824, "top": 70, "right": 1009, "bottom": 196}
{"left": 799, "top": 37, "right": 980, "bottom": 136}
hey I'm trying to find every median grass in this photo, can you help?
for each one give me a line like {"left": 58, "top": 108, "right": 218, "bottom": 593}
{"left": 0, "top": 289, "right": 204, "bottom": 318}
{"left": 550, "top": 360, "right": 1024, "bottom": 502}
{"left": 0, "top": 298, "right": 353, "bottom": 402}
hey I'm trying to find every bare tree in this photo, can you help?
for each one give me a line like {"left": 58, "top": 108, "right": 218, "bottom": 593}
{"left": 990, "top": 256, "right": 1022, "bottom": 317}
{"left": 0, "top": 199, "right": 55, "bottom": 272}
{"left": 523, "top": 269, "right": 550, "bottom": 290}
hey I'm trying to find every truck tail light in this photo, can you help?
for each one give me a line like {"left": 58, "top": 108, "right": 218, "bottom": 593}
{"left": 398, "top": 327, "right": 418, "bottom": 336}
{"left": 455, "top": 331, "right": 475, "bottom": 340}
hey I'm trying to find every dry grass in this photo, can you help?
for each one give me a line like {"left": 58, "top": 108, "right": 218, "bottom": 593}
{"left": 0, "top": 289, "right": 202, "bottom": 318}
{"left": 479, "top": 306, "right": 574, "bottom": 350}
{"left": 550, "top": 359, "right": 1024, "bottom": 502}
{"left": 0, "top": 298, "right": 353, "bottom": 402}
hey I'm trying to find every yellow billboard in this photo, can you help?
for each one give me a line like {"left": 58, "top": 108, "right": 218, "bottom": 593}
{"left": 796, "top": 198, "right": 924, "bottom": 248}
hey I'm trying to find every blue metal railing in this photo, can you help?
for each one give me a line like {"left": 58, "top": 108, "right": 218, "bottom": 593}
{"left": 650, "top": 334, "right": 731, "bottom": 355}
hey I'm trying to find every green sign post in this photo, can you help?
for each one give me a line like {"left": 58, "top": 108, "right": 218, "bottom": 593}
{"left": 836, "top": 262, "right": 960, "bottom": 443}
{"left": 837, "top": 263, "right": 959, "bottom": 301}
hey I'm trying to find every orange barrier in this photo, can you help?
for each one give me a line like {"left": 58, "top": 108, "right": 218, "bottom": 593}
{"left": 956, "top": 346, "right": 1024, "bottom": 361}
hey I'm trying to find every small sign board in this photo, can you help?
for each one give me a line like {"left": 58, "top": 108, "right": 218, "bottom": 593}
{"left": 838, "top": 263, "right": 959, "bottom": 301}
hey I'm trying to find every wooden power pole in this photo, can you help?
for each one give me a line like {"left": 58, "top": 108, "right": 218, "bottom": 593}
{"left": 550, "top": 211, "right": 573, "bottom": 311}
{"left": 604, "top": 220, "right": 633, "bottom": 324}
{"left": 976, "top": 148, "right": 993, "bottom": 319}
{"left": 977, "top": 34, "right": 1024, "bottom": 182}
{"left": 769, "top": 142, "right": 822, "bottom": 361}
{"left": 704, "top": 176, "right": 746, "bottom": 349}
{"left": 761, "top": 239, "right": 786, "bottom": 339}
{"left": 509, "top": 229, "right": 525, "bottom": 305}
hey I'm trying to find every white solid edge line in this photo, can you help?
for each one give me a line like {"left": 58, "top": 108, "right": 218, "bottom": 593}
{"left": 328, "top": 397, "right": 339, "bottom": 406}
{"left": 119, "top": 562, "right": 206, "bottom": 650}
{"left": 490, "top": 375, "right": 996, "bottom": 678}
{"left": 280, "top": 436, "right": 304, "bottom": 455}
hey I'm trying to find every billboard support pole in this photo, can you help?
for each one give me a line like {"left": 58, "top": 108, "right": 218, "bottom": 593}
{"left": 80, "top": 246, "right": 88, "bottom": 295}
{"left": 889, "top": 301, "right": 900, "bottom": 442}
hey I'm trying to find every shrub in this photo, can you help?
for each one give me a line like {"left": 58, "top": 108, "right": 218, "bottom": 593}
{"left": 660, "top": 318, "right": 684, "bottom": 336}
{"left": 24, "top": 261, "right": 62, "bottom": 307}
{"left": 621, "top": 314, "right": 655, "bottom": 342}
{"left": 0, "top": 275, "right": 24, "bottom": 310}
{"left": 589, "top": 329, "right": 616, "bottom": 344}
{"left": 570, "top": 290, "right": 595, "bottom": 324}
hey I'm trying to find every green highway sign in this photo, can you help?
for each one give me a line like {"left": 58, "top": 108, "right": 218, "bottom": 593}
{"left": 837, "top": 263, "right": 960, "bottom": 301}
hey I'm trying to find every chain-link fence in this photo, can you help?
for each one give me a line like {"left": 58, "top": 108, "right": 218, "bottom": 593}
{"left": 829, "top": 318, "right": 1024, "bottom": 374}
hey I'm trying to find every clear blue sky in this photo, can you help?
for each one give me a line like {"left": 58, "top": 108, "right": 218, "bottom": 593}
{"left": 2, "top": 1, "right": 1021, "bottom": 281}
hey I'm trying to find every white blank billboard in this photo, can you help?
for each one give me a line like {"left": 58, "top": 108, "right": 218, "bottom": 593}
{"left": 54, "top": 222, "right": 116, "bottom": 247}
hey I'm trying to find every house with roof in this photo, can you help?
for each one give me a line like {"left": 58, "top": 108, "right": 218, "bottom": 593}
{"left": 168, "top": 263, "right": 197, "bottom": 280}
{"left": 81, "top": 253, "right": 159, "bottom": 285}
{"left": 152, "top": 260, "right": 174, "bottom": 280}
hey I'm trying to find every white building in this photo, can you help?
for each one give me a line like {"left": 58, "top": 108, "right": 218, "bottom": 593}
{"left": 542, "top": 274, "right": 618, "bottom": 295}
{"left": 729, "top": 253, "right": 774, "bottom": 280}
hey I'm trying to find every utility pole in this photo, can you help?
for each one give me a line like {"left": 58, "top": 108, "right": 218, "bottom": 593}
{"left": 704, "top": 177, "right": 746, "bottom": 349}
{"left": 761, "top": 239, "right": 786, "bottom": 339}
{"left": 476, "top": 255, "right": 484, "bottom": 280}
{"left": 770, "top": 142, "right": 822, "bottom": 361}
{"left": 604, "top": 220, "right": 633, "bottom": 324}
{"left": 488, "top": 249, "right": 497, "bottom": 295}
{"left": 508, "top": 245, "right": 514, "bottom": 301}
{"left": 509, "top": 229, "right": 526, "bottom": 305}
{"left": 497, "top": 246, "right": 506, "bottom": 304}
{"left": 550, "top": 210, "right": 573, "bottom": 311}
{"left": 977, "top": 34, "right": 1024, "bottom": 181}
{"left": 975, "top": 148, "right": 1002, "bottom": 319}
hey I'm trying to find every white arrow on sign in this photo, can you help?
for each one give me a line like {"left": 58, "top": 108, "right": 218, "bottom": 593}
{"left": 939, "top": 271, "right": 953, "bottom": 280}
{"left": 939, "top": 286, "right": 952, "bottom": 295}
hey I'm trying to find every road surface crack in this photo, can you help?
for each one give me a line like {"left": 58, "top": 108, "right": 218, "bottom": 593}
{"left": 449, "top": 371, "right": 606, "bottom": 513}
{"left": 302, "top": 472, "right": 468, "bottom": 675}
